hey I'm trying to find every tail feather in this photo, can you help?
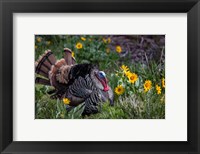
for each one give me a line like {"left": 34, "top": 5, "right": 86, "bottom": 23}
{"left": 35, "top": 50, "right": 56, "bottom": 78}
{"left": 64, "top": 48, "right": 76, "bottom": 65}
{"left": 35, "top": 61, "right": 49, "bottom": 74}
{"left": 35, "top": 77, "right": 51, "bottom": 86}
{"left": 47, "top": 52, "right": 57, "bottom": 65}
{"left": 35, "top": 69, "right": 49, "bottom": 78}
{"left": 72, "top": 57, "right": 76, "bottom": 65}
{"left": 42, "top": 58, "right": 52, "bottom": 69}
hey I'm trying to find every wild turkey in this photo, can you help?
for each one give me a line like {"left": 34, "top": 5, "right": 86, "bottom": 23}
{"left": 35, "top": 48, "right": 114, "bottom": 116}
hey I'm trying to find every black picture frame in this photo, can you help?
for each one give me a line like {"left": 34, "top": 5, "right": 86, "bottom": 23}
{"left": 0, "top": 0, "right": 200, "bottom": 153}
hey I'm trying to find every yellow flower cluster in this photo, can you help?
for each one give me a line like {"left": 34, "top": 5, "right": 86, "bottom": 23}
{"left": 115, "top": 85, "right": 125, "bottom": 95}
{"left": 107, "top": 38, "right": 111, "bottom": 43}
{"left": 156, "top": 85, "right": 162, "bottom": 94}
{"left": 76, "top": 42, "right": 83, "bottom": 49}
{"left": 144, "top": 78, "right": 165, "bottom": 94}
{"left": 37, "top": 37, "right": 42, "bottom": 42}
{"left": 121, "top": 65, "right": 129, "bottom": 73}
{"left": 46, "top": 41, "right": 51, "bottom": 45}
{"left": 155, "top": 78, "right": 165, "bottom": 94}
{"left": 120, "top": 65, "right": 138, "bottom": 84}
{"left": 106, "top": 48, "right": 110, "bottom": 54}
{"left": 128, "top": 73, "right": 138, "bottom": 84}
{"left": 81, "top": 37, "right": 86, "bottom": 41}
{"left": 115, "top": 65, "right": 139, "bottom": 96}
{"left": 116, "top": 46, "right": 122, "bottom": 53}
{"left": 115, "top": 64, "right": 165, "bottom": 96}
{"left": 63, "top": 98, "right": 70, "bottom": 105}
{"left": 162, "top": 78, "right": 165, "bottom": 88}
{"left": 144, "top": 80, "right": 152, "bottom": 92}
{"left": 103, "top": 37, "right": 111, "bottom": 44}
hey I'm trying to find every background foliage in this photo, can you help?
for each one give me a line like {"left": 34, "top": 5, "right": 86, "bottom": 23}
{"left": 35, "top": 35, "right": 165, "bottom": 119}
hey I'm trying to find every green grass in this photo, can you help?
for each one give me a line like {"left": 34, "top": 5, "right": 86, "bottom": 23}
{"left": 35, "top": 35, "right": 165, "bottom": 119}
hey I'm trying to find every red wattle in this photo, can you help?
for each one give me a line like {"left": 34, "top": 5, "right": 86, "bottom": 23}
{"left": 103, "top": 86, "right": 109, "bottom": 91}
{"left": 101, "top": 78, "right": 109, "bottom": 91}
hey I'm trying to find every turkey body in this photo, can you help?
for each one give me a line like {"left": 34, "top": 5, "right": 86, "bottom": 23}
{"left": 35, "top": 48, "right": 114, "bottom": 116}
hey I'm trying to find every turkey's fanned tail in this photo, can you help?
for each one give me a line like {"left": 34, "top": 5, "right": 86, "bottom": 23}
{"left": 35, "top": 50, "right": 56, "bottom": 79}
{"left": 35, "top": 49, "right": 76, "bottom": 92}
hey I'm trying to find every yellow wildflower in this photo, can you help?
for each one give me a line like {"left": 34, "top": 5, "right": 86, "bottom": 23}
{"left": 106, "top": 48, "right": 110, "bottom": 54}
{"left": 103, "top": 37, "right": 111, "bottom": 43}
{"left": 72, "top": 52, "right": 75, "bottom": 58}
{"left": 144, "top": 80, "right": 152, "bottom": 92}
{"left": 162, "top": 78, "right": 165, "bottom": 88}
{"left": 128, "top": 73, "right": 138, "bottom": 84}
{"left": 125, "top": 71, "right": 132, "bottom": 77}
{"left": 121, "top": 65, "right": 129, "bottom": 73}
{"left": 35, "top": 45, "right": 38, "bottom": 49}
{"left": 81, "top": 37, "right": 86, "bottom": 41}
{"left": 120, "top": 65, "right": 131, "bottom": 77}
{"left": 37, "top": 37, "right": 42, "bottom": 42}
{"left": 116, "top": 45, "right": 122, "bottom": 53}
{"left": 107, "top": 37, "right": 111, "bottom": 43}
{"left": 115, "top": 85, "right": 125, "bottom": 95}
{"left": 46, "top": 41, "right": 51, "bottom": 45}
{"left": 103, "top": 38, "right": 107, "bottom": 43}
{"left": 63, "top": 98, "right": 70, "bottom": 105}
{"left": 156, "top": 84, "right": 162, "bottom": 94}
{"left": 76, "top": 42, "right": 83, "bottom": 49}
{"left": 60, "top": 113, "right": 65, "bottom": 118}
